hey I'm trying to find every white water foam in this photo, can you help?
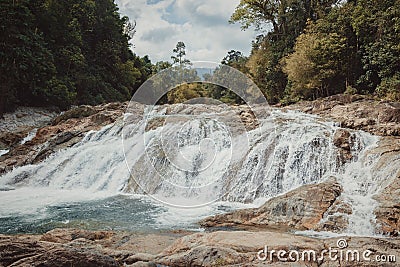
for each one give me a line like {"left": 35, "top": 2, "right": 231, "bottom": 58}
{"left": 0, "top": 107, "right": 393, "bottom": 235}
{"left": 0, "top": 150, "right": 9, "bottom": 157}
{"left": 20, "top": 128, "right": 38, "bottom": 145}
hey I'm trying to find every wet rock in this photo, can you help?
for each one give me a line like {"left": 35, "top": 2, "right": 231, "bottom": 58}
{"left": 314, "top": 199, "right": 352, "bottom": 232}
{"left": 333, "top": 129, "right": 353, "bottom": 163}
{"left": 0, "top": 129, "right": 31, "bottom": 150}
{"left": 200, "top": 177, "right": 343, "bottom": 231}
{"left": 373, "top": 138, "right": 400, "bottom": 236}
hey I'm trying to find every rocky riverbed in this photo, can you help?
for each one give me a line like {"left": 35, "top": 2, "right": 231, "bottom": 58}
{"left": 1, "top": 228, "right": 398, "bottom": 266}
{"left": 0, "top": 94, "right": 399, "bottom": 266}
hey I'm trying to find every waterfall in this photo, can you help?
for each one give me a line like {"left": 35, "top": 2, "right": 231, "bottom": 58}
{"left": 0, "top": 104, "right": 393, "bottom": 235}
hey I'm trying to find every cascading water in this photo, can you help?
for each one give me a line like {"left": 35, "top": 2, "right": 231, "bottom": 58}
{"left": 0, "top": 104, "right": 392, "bottom": 235}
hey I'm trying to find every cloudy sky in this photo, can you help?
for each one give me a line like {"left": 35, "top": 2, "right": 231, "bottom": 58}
{"left": 115, "top": 0, "right": 256, "bottom": 63}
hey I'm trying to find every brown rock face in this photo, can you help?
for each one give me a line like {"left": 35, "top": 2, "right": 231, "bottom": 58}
{"left": 285, "top": 94, "right": 400, "bottom": 136}
{"left": 200, "top": 177, "right": 343, "bottom": 231}
{"left": 156, "top": 231, "right": 400, "bottom": 267}
{"left": 1, "top": 228, "right": 398, "bottom": 267}
{"left": 333, "top": 128, "right": 354, "bottom": 163}
{"left": 372, "top": 137, "right": 400, "bottom": 236}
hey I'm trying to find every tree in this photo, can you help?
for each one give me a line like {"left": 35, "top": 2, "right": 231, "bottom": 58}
{"left": 0, "top": 0, "right": 71, "bottom": 114}
{"left": 230, "top": 0, "right": 341, "bottom": 103}
{"left": 352, "top": 0, "right": 400, "bottom": 99}
{"left": 171, "top": 41, "right": 191, "bottom": 66}
{"left": 282, "top": 2, "right": 361, "bottom": 100}
{"left": 152, "top": 61, "right": 172, "bottom": 74}
{"left": 0, "top": 0, "right": 153, "bottom": 114}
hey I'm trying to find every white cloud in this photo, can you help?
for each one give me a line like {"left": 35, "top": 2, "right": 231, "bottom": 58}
{"left": 116, "top": 0, "right": 256, "bottom": 63}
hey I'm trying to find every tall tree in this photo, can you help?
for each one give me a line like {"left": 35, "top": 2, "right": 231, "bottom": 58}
{"left": 171, "top": 41, "right": 191, "bottom": 66}
{"left": 352, "top": 0, "right": 400, "bottom": 99}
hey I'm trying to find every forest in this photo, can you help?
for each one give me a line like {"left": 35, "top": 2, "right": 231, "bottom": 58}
{"left": 229, "top": 0, "right": 400, "bottom": 104}
{"left": 1, "top": 0, "right": 399, "bottom": 115}
{"left": 0, "top": 0, "right": 152, "bottom": 115}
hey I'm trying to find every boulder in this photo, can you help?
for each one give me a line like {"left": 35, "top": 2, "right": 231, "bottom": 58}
{"left": 200, "top": 177, "right": 343, "bottom": 231}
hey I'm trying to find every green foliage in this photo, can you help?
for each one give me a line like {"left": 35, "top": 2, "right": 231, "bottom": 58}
{"left": 0, "top": 0, "right": 58, "bottom": 113}
{"left": 352, "top": 0, "right": 400, "bottom": 97}
{"left": 231, "top": 0, "right": 400, "bottom": 102}
{"left": 0, "top": 0, "right": 152, "bottom": 114}
{"left": 282, "top": 20, "right": 350, "bottom": 100}
{"left": 376, "top": 72, "right": 400, "bottom": 101}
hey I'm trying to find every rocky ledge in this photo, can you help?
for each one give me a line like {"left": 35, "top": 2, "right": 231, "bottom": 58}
{"left": 200, "top": 178, "right": 345, "bottom": 232}
{"left": 1, "top": 228, "right": 399, "bottom": 267}
{"left": 0, "top": 102, "right": 128, "bottom": 174}
{"left": 283, "top": 94, "right": 400, "bottom": 136}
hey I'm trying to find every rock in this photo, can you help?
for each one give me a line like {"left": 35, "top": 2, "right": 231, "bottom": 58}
{"left": 1, "top": 228, "right": 399, "bottom": 267}
{"left": 0, "top": 128, "right": 31, "bottom": 149}
{"left": 52, "top": 105, "right": 98, "bottom": 125}
{"left": 333, "top": 129, "right": 353, "bottom": 163}
{"left": 200, "top": 177, "right": 343, "bottom": 231}
{"left": 0, "top": 106, "right": 58, "bottom": 134}
{"left": 333, "top": 129, "right": 351, "bottom": 150}
{"left": 10, "top": 248, "right": 120, "bottom": 267}
{"left": 284, "top": 94, "right": 400, "bottom": 136}
{"left": 40, "top": 228, "right": 114, "bottom": 243}
{"left": 0, "top": 229, "right": 187, "bottom": 267}
{"left": 0, "top": 235, "right": 119, "bottom": 267}
{"left": 314, "top": 199, "right": 352, "bottom": 232}
{"left": 126, "top": 261, "right": 157, "bottom": 267}
{"left": 372, "top": 137, "right": 400, "bottom": 236}
{"left": 157, "top": 230, "right": 400, "bottom": 266}
{"left": 125, "top": 253, "right": 156, "bottom": 264}
{"left": 0, "top": 102, "right": 127, "bottom": 174}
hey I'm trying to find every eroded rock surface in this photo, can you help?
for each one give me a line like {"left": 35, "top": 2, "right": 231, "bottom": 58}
{"left": 372, "top": 137, "right": 400, "bottom": 236}
{"left": 284, "top": 94, "right": 400, "bottom": 136}
{"left": 1, "top": 228, "right": 398, "bottom": 267}
{"left": 200, "top": 178, "right": 344, "bottom": 231}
